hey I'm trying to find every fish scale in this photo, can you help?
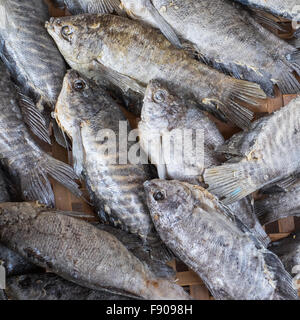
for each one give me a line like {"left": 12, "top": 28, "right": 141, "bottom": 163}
{"left": 144, "top": 179, "right": 298, "bottom": 300}
{"left": 0, "top": 202, "right": 190, "bottom": 299}
{"left": 47, "top": 13, "right": 267, "bottom": 130}
{"left": 0, "top": 0, "right": 66, "bottom": 108}
{"left": 55, "top": 70, "right": 170, "bottom": 252}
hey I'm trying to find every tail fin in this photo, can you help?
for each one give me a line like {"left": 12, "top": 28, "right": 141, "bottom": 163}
{"left": 273, "top": 50, "right": 300, "bottom": 94}
{"left": 204, "top": 163, "right": 257, "bottom": 204}
{"left": 263, "top": 250, "right": 299, "bottom": 300}
{"left": 218, "top": 80, "right": 266, "bottom": 130}
{"left": 20, "top": 153, "right": 81, "bottom": 207}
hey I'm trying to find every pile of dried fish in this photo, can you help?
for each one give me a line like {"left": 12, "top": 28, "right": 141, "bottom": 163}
{"left": 0, "top": 0, "right": 299, "bottom": 300}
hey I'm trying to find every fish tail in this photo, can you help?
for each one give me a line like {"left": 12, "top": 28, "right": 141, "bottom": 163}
{"left": 217, "top": 79, "right": 266, "bottom": 130}
{"left": 273, "top": 50, "right": 300, "bottom": 94}
{"left": 204, "top": 162, "right": 258, "bottom": 204}
{"left": 20, "top": 152, "right": 82, "bottom": 207}
{"left": 263, "top": 250, "right": 299, "bottom": 300}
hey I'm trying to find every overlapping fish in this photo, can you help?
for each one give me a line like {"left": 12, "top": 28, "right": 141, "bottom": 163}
{"left": 0, "top": 202, "right": 190, "bottom": 300}
{"left": 144, "top": 179, "right": 298, "bottom": 300}
{"left": 62, "top": 0, "right": 300, "bottom": 96}
{"left": 46, "top": 14, "right": 267, "bottom": 129}
{"left": 139, "top": 80, "right": 270, "bottom": 246}
{"left": 204, "top": 96, "right": 300, "bottom": 204}
{"left": 0, "top": 61, "right": 81, "bottom": 207}
{"left": 5, "top": 273, "right": 135, "bottom": 300}
{"left": 55, "top": 70, "right": 169, "bottom": 253}
{"left": 0, "top": 0, "right": 67, "bottom": 143}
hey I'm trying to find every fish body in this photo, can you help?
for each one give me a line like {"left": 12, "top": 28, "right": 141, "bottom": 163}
{"left": 139, "top": 79, "right": 225, "bottom": 185}
{"left": 5, "top": 273, "right": 134, "bottom": 300}
{"left": 255, "top": 182, "right": 300, "bottom": 225}
{"left": 204, "top": 96, "right": 300, "bottom": 204}
{"left": 0, "top": 202, "right": 190, "bottom": 300}
{"left": 233, "top": 0, "right": 300, "bottom": 21}
{"left": 270, "top": 232, "right": 300, "bottom": 275}
{"left": 0, "top": 0, "right": 66, "bottom": 110}
{"left": 103, "top": 0, "right": 300, "bottom": 96}
{"left": 0, "top": 62, "right": 81, "bottom": 207}
{"left": 47, "top": 14, "right": 267, "bottom": 129}
{"left": 55, "top": 70, "right": 166, "bottom": 248}
{"left": 139, "top": 80, "right": 269, "bottom": 246}
{"left": 144, "top": 179, "right": 298, "bottom": 300}
{"left": 0, "top": 243, "right": 41, "bottom": 277}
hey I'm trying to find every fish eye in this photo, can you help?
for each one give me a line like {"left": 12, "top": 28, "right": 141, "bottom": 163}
{"left": 73, "top": 79, "right": 86, "bottom": 91}
{"left": 61, "top": 25, "right": 73, "bottom": 40}
{"left": 153, "top": 191, "right": 165, "bottom": 201}
{"left": 153, "top": 89, "right": 167, "bottom": 103}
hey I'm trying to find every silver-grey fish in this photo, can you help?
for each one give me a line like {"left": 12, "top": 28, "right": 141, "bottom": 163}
{"left": 139, "top": 80, "right": 270, "bottom": 246}
{"left": 0, "top": 0, "right": 67, "bottom": 142}
{"left": 204, "top": 96, "right": 300, "bottom": 205}
{"left": 0, "top": 61, "right": 81, "bottom": 207}
{"left": 0, "top": 202, "right": 190, "bottom": 300}
{"left": 5, "top": 273, "right": 135, "bottom": 300}
{"left": 269, "top": 232, "right": 300, "bottom": 275}
{"left": 79, "top": 0, "right": 300, "bottom": 97}
{"left": 233, "top": 0, "right": 300, "bottom": 21}
{"left": 46, "top": 14, "right": 267, "bottom": 129}
{"left": 144, "top": 179, "right": 298, "bottom": 300}
{"left": 0, "top": 243, "right": 42, "bottom": 277}
{"left": 255, "top": 182, "right": 300, "bottom": 225}
{"left": 55, "top": 70, "right": 169, "bottom": 252}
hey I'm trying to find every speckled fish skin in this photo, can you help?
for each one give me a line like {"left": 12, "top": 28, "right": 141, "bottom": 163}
{"left": 139, "top": 80, "right": 270, "bottom": 246}
{"left": 269, "top": 232, "right": 300, "bottom": 275}
{"left": 55, "top": 70, "right": 166, "bottom": 248}
{"left": 233, "top": 0, "right": 300, "bottom": 21}
{"left": 139, "top": 79, "right": 225, "bottom": 185}
{"left": 255, "top": 182, "right": 300, "bottom": 225}
{"left": 0, "top": 202, "right": 190, "bottom": 300}
{"left": 0, "top": 0, "right": 66, "bottom": 111}
{"left": 0, "top": 62, "right": 81, "bottom": 207}
{"left": 118, "top": 0, "right": 300, "bottom": 97}
{"left": 204, "top": 96, "right": 300, "bottom": 205}
{"left": 46, "top": 14, "right": 267, "bottom": 130}
{"left": 144, "top": 179, "right": 298, "bottom": 300}
{"left": 5, "top": 273, "right": 135, "bottom": 300}
{"left": 0, "top": 244, "right": 41, "bottom": 277}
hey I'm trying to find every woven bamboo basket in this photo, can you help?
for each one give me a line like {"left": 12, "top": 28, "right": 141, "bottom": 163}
{"left": 46, "top": 1, "right": 300, "bottom": 299}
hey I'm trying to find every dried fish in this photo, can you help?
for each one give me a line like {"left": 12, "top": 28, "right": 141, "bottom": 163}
{"left": 0, "top": 202, "right": 190, "bottom": 300}
{"left": 204, "top": 96, "right": 300, "bottom": 204}
{"left": 144, "top": 179, "right": 298, "bottom": 300}
{"left": 46, "top": 14, "right": 267, "bottom": 129}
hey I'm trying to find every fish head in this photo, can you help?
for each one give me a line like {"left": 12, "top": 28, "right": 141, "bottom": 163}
{"left": 142, "top": 80, "right": 186, "bottom": 131}
{"left": 144, "top": 179, "right": 194, "bottom": 228}
{"left": 46, "top": 14, "right": 103, "bottom": 64}
{"left": 55, "top": 70, "right": 101, "bottom": 136}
